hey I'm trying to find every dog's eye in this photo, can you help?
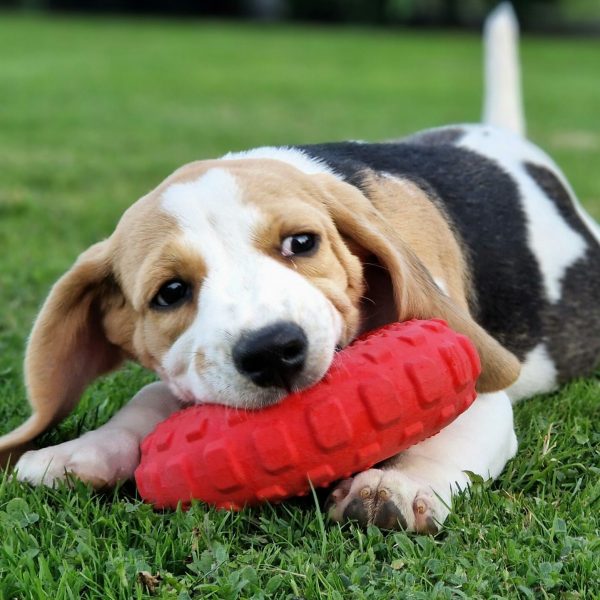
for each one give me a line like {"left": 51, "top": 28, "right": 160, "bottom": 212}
{"left": 151, "top": 279, "right": 191, "bottom": 309}
{"left": 281, "top": 233, "right": 319, "bottom": 257}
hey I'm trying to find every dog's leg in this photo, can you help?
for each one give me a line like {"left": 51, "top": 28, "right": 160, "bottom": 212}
{"left": 327, "top": 391, "right": 518, "bottom": 532}
{"left": 14, "top": 382, "right": 179, "bottom": 488}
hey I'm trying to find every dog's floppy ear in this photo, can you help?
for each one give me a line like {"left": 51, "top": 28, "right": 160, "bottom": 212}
{"left": 314, "top": 174, "right": 520, "bottom": 393}
{"left": 0, "top": 240, "right": 128, "bottom": 463}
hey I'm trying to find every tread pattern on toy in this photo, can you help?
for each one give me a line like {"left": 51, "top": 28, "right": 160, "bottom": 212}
{"left": 135, "top": 319, "right": 480, "bottom": 510}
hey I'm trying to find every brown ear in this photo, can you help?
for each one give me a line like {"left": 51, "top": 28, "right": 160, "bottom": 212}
{"left": 0, "top": 240, "right": 127, "bottom": 462}
{"left": 314, "top": 174, "right": 521, "bottom": 393}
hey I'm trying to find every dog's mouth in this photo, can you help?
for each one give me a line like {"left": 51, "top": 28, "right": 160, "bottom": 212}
{"left": 235, "top": 355, "right": 338, "bottom": 410}
{"left": 242, "top": 343, "right": 348, "bottom": 408}
{"left": 171, "top": 331, "right": 347, "bottom": 410}
{"left": 170, "top": 363, "right": 331, "bottom": 410}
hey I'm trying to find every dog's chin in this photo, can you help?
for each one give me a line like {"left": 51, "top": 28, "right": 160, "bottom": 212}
{"left": 266, "top": 358, "right": 341, "bottom": 406}
{"left": 179, "top": 364, "right": 334, "bottom": 410}
{"left": 182, "top": 387, "right": 285, "bottom": 410}
{"left": 223, "top": 370, "right": 329, "bottom": 410}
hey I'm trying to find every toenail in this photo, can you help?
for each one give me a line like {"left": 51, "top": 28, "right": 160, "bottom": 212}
{"left": 414, "top": 498, "right": 427, "bottom": 514}
{"left": 378, "top": 488, "right": 389, "bottom": 501}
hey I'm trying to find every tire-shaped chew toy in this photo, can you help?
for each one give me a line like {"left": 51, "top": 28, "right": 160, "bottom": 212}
{"left": 135, "top": 319, "right": 480, "bottom": 510}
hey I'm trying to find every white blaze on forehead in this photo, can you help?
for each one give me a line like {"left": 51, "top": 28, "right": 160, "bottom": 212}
{"left": 161, "top": 167, "right": 262, "bottom": 256}
{"left": 459, "top": 126, "right": 587, "bottom": 304}
{"left": 159, "top": 167, "right": 342, "bottom": 407}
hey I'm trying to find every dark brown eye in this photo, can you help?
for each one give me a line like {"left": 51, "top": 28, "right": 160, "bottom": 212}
{"left": 151, "top": 279, "right": 191, "bottom": 309}
{"left": 281, "top": 233, "right": 319, "bottom": 258}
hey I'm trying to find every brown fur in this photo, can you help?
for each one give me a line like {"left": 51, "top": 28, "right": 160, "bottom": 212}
{"left": 311, "top": 171, "right": 521, "bottom": 391}
{"left": 361, "top": 173, "right": 472, "bottom": 311}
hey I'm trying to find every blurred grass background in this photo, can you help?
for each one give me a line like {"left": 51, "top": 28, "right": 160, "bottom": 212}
{"left": 0, "top": 13, "right": 599, "bottom": 598}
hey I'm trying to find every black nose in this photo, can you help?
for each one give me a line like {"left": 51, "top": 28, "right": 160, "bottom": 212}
{"left": 232, "top": 321, "right": 308, "bottom": 390}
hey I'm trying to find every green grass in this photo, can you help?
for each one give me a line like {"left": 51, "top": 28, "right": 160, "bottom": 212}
{"left": 1, "top": 13, "right": 599, "bottom": 599}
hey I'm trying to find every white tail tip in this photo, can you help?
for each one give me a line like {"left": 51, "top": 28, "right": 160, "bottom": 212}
{"left": 482, "top": 3, "right": 525, "bottom": 136}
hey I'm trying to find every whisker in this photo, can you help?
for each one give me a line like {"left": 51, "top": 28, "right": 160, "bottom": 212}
{"left": 362, "top": 261, "right": 388, "bottom": 271}
{"left": 359, "top": 295, "right": 377, "bottom": 306}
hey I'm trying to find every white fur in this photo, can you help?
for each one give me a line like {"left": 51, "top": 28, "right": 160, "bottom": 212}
{"left": 507, "top": 342, "right": 558, "bottom": 402}
{"left": 459, "top": 126, "right": 588, "bottom": 303}
{"left": 15, "top": 382, "right": 179, "bottom": 486}
{"left": 223, "top": 146, "right": 337, "bottom": 176}
{"left": 330, "top": 392, "right": 518, "bottom": 531}
{"left": 401, "top": 391, "right": 518, "bottom": 483}
{"left": 160, "top": 168, "right": 342, "bottom": 408}
{"left": 433, "top": 277, "right": 449, "bottom": 295}
{"left": 483, "top": 3, "right": 524, "bottom": 136}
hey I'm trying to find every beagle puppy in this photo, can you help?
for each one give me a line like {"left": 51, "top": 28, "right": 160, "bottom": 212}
{"left": 2, "top": 5, "right": 599, "bottom": 532}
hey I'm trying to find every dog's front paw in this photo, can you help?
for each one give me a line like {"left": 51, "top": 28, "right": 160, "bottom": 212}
{"left": 326, "top": 468, "right": 449, "bottom": 533}
{"left": 14, "top": 430, "right": 140, "bottom": 488}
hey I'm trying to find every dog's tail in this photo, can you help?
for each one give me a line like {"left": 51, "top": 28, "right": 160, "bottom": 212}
{"left": 482, "top": 3, "right": 525, "bottom": 136}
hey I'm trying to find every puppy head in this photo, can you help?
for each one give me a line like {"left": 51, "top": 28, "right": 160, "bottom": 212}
{"left": 16, "top": 158, "right": 366, "bottom": 449}
{"left": 115, "top": 159, "right": 365, "bottom": 408}
{"left": 9, "top": 155, "right": 519, "bottom": 451}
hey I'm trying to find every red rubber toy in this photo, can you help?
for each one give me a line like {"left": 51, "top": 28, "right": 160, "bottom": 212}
{"left": 135, "top": 319, "right": 480, "bottom": 510}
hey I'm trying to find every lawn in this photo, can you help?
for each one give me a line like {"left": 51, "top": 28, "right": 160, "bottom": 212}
{"left": 0, "top": 13, "right": 599, "bottom": 599}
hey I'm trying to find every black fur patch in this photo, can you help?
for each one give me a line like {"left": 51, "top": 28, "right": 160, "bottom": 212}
{"left": 543, "top": 256, "right": 600, "bottom": 380}
{"left": 404, "top": 126, "right": 466, "bottom": 146}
